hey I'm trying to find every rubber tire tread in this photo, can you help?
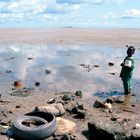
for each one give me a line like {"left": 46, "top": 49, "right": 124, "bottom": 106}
{"left": 12, "top": 112, "right": 57, "bottom": 140}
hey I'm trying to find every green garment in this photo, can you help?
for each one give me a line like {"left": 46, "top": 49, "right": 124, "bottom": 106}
{"left": 120, "top": 56, "right": 135, "bottom": 91}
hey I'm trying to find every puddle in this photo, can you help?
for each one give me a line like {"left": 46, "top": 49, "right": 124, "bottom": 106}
{"left": 0, "top": 44, "right": 140, "bottom": 99}
{"left": 94, "top": 91, "right": 124, "bottom": 98}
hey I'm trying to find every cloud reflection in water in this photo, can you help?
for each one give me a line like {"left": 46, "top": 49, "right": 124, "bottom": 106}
{"left": 0, "top": 44, "right": 140, "bottom": 96}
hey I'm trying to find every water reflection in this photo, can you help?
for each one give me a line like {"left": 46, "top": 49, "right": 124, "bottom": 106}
{"left": 94, "top": 91, "right": 124, "bottom": 98}
{"left": 0, "top": 44, "right": 140, "bottom": 97}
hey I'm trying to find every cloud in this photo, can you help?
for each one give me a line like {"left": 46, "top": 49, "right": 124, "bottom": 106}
{"left": 122, "top": 9, "right": 140, "bottom": 19}
{"left": 125, "top": 9, "right": 140, "bottom": 16}
{"left": 0, "top": 0, "right": 139, "bottom": 28}
{"left": 0, "top": 0, "right": 81, "bottom": 23}
{"left": 103, "top": 8, "right": 140, "bottom": 20}
{"left": 56, "top": 0, "right": 104, "bottom": 4}
{"left": 0, "top": 0, "right": 11, "bottom": 1}
{"left": 56, "top": 0, "right": 81, "bottom": 4}
{"left": 103, "top": 12, "right": 118, "bottom": 19}
{"left": 111, "top": 0, "right": 125, "bottom": 4}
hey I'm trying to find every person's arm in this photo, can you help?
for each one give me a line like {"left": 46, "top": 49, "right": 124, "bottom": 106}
{"left": 120, "top": 57, "right": 127, "bottom": 67}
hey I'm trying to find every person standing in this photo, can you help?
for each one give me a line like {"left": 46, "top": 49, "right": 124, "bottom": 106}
{"left": 120, "top": 46, "right": 135, "bottom": 95}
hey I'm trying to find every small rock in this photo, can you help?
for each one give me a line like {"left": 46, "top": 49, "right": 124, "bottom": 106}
{"left": 14, "top": 81, "right": 22, "bottom": 87}
{"left": 105, "top": 97, "right": 114, "bottom": 104}
{"left": 71, "top": 107, "right": 78, "bottom": 114}
{"left": 62, "top": 95, "right": 71, "bottom": 101}
{"left": 108, "top": 62, "right": 114, "bottom": 66}
{"left": 35, "top": 82, "right": 40, "bottom": 86}
{"left": 136, "top": 123, "right": 140, "bottom": 128}
{"left": 28, "top": 57, "right": 33, "bottom": 60}
{"left": 47, "top": 98, "right": 55, "bottom": 104}
{"left": 16, "top": 105, "right": 20, "bottom": 108}
{"left": 61, "top": 134, "right": 71, "bottom": 140}
{"left": 35, "top": 105, "right": 59, "bottom": 117}
{"left": 55, "top": 103, "right": 65, "bottom": 116}
{"left": 109, "top": 72, "right": 116, "bottom": 75}
{"left": 113, "top": 96, "right": 124, "bottom": 103}
{"left": 94, "top": 65, "right": 100, "bottom": 67}
{"left": 75, "top": 91, "right": 82, "bottom": 97}
{"left": 111, "top": 116, "right": 117, "bottom": 121}
{"left": 6, "top": 70, "right": 12, "bottom": 73}
{"left": 76, "top": 102, "right": 84, "bottom": 110}
{"left": 131, "top": 94, "right": 135, "bottom": 96}
{"left": 131, "top": 104, "right": 135, "bottom": 107}
{"left": 35, "top": 103, "right": 65, "bottom": 117}
{"left": 104, "top": 102, "right": 112, "bottom": 109}
{"left": 0, "top": 122, "right": 9, "bottom": 129}
{"left": 45, "top": 69, "right": 51, "bottom": 74}
{"left": 9, "top": 111, "right": 13, "bottom": 114}
{"left": 74, "top": 110, "right": 86, "bottom": 119}
{"left": 93, "top": 100, "right": 104, "bottom": 108}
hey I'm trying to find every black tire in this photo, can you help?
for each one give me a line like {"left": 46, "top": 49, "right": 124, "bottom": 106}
{"left": 12, "top": 112, "right": 57, "bottom": 140}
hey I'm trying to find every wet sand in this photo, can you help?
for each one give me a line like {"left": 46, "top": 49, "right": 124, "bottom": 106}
{"left": 0, "top": 28, "right": 140, "bottom": 140}
{"left": 0, "top": 28, "right": 140, "bottom": 48}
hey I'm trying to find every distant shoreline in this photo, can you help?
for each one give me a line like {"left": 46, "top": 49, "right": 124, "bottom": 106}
{"left": 0, "top": 27, "right": 140, "bottom": 30}
{"left": 0, "top": 28, "right": 140, "bottom": 48}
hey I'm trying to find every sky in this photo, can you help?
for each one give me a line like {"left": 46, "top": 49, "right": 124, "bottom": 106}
{"left": 0, "top": 0, "right": 140, "bottom": 28}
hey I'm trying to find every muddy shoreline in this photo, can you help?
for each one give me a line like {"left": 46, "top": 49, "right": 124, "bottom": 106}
{"left": 0, "top": 28, "right": 140, "bottom": 140}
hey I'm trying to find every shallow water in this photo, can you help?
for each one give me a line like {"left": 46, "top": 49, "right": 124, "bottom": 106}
{"left": 0, "top": 44, "right": 140, "bottom": 99}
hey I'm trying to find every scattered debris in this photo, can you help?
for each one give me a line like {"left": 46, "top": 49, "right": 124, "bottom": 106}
{"left": 45, "top": 69, "right": 51, "bottom": 75}
{"left": 28, "top": 57, "right": 33, "bottom": 60}
{"left": 0, "top": 122, "right": 9, "bottom": 129}
{"left": 109, "top": 72, "right": 116, "bottom": 75}
{"left": 16, "top": 105, "right": 21, "bottom": 108}
{"left": 62, "top": 95, "right": 71, "bottom": 101}
{"left": 47, "top": 98, "right": 55, "bottom": 104}
{"left": 74, "top": 110, "right": 86, "bottom": 119}
{"left": 94, "top": 65, "right": 100, "bottom": 67}
{"left": 113, "top": 96, "right": 124, "bottom": 103}
{"left": 111, "top": 116, "right": 118, "bottom": 121}
{"left": 135, "top": 123, "right": 140, "bottom": 128}
{"left": 8, "top": 87, "right": 34, "bottom": 97}
{"left": 108, "top": 62, "right": 114, "bottom": 66}
{"left": 5, "top": 70, "right": 12, "bottom": 74}
{"left": 79, "top": 64, "right": 94, "bottom": 72}
{"left": 75, "top": 90, "right": 82, "bottom": 97}
{"left": 105, "top": 97, "right": 114, "bottom": 104}
{"left": 0, "top": 57, "right": 15, "bottom": 62}
{"left": 0, "top": 100, "right": 10, "bottom": 105}
{"left": 22, "top": 120, "right": 45, "bottom": 128}
{"left": 35, "top": 103, "right": 65, "bottom": 117}
{"left": 104, "top": 102, "right": 112, "bottom": 109}
{"left": 76, "top": 102, "right": 84, "bottom": 110}
{"left": 35, "top": 82, "right": 40, "bottom": 86}
{"left": 93, "top": 100, "right": 104, "bottom": 108}
{"left": 123, "top": 109, "right": 134, "bottom": 113}
{"left": 61, "top": 134, "right": 73, "bottom": 140}
{"left": 14, "top": 80, "right": 22, "bottom": 88}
